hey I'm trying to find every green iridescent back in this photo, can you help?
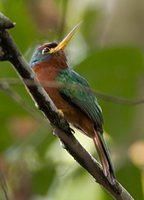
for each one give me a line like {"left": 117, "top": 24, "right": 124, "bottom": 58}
{"left": 56, "top": 68, "right": 103, "bottom": 133}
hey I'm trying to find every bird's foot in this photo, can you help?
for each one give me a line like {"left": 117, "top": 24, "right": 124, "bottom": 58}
{"left": 58, "top": 109, "right": 64, "bottom": 117}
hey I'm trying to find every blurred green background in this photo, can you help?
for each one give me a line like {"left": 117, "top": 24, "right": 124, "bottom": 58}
{"left": 0, "top": 0, "right": 144, "bottom": 199}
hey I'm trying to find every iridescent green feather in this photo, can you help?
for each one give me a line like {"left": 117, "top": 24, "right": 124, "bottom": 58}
{"left": 56, "top": 68, "right": 103, "bottom": 133}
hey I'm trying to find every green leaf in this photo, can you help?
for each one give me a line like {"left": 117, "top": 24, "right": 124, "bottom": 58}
{"left": 32, "top": 162, "right": 56, "bottom": 195}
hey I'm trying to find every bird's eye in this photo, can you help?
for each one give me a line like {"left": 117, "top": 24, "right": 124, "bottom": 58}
{"left": 42, "top": 47, "right": 50, "bottom": 54}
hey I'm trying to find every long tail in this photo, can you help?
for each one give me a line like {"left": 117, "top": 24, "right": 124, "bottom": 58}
{"left": 93, "top": 129, "right": 115, "bottom": 184}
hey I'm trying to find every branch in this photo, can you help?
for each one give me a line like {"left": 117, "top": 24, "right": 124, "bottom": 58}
{"left": 57, "top": 0, "right": 69, "bottom": 40}
{"left": 0, "top": 171, "right": 9, "bottom": 200}
{"left": 0, "top": 12, "right": 134, "bottom": 200}
{"left": 0, "top": 78, "right": 144, "bottom": 106}
{"left": 0, "top": 82, "right": 45, "bottom": 122}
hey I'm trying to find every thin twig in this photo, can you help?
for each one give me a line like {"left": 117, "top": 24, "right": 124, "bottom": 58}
{"left": 0, "top": 171, "right": 9, "bottom": 200}
{"left": 0, "top": 83, "right": 45, "bottom": 122}
{"left": 58, "top": 0, "right": 69, "bottom": 40}
{"left": 0, "top": 78, "right": 143, "bottom": 106}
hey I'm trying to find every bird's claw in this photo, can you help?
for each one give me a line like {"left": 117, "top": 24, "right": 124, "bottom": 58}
{"left": 70, "top": 128, "right": 75, "bottom": 134}
{"left": 58, "top": 109, "right": 64, "bottom": 117}
{"left": 57, "top": 109, "right": 75, "bottom": 134}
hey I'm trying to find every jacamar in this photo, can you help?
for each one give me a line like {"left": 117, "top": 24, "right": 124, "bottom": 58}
{"left": 30, "top": 24, "right": 115, "bottom": 183}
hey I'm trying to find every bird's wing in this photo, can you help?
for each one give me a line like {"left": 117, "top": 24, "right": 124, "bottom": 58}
{"left": 56, "top": 68, "right": 103, "bottom": 132}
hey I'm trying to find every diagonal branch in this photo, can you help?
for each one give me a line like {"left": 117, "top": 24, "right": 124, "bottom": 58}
{"left": 0, "top": 12, "right": 134, "bottom": 200}
{"left": 0, "top": 82, "right": 44, "bottom": 122}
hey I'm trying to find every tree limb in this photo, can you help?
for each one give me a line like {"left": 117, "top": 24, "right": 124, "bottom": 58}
{"left": 0, "top": 12, "right": 134, "bottom": 200}
{"left": 1, "top": 78, "right": 144, "bottom": 106}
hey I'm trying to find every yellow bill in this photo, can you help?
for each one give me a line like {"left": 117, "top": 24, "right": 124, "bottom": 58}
{"left": 50, "top": 22, "right": 81, "bottom": 53}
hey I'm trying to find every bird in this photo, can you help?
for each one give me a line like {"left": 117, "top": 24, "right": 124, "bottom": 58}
{"left": 30, "top": 24, "right": 115, "bottom": 184}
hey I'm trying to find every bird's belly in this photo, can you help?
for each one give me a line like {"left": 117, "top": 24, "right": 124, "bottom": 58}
{"left": 46, "top": 88, "right": 94, "bottom": 137}
{"left": 46, "top": 88, "right": 80, "bottom": 121}
{"left": 46, "top": 88, "right": 73, "bottom": 113}
{"left": 33, "top": 65, "right": 94, "bottom": 136}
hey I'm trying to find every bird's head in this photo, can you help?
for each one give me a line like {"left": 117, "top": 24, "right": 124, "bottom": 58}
{"left": 30, "top": 23, "right": 81, "bottom": 68}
